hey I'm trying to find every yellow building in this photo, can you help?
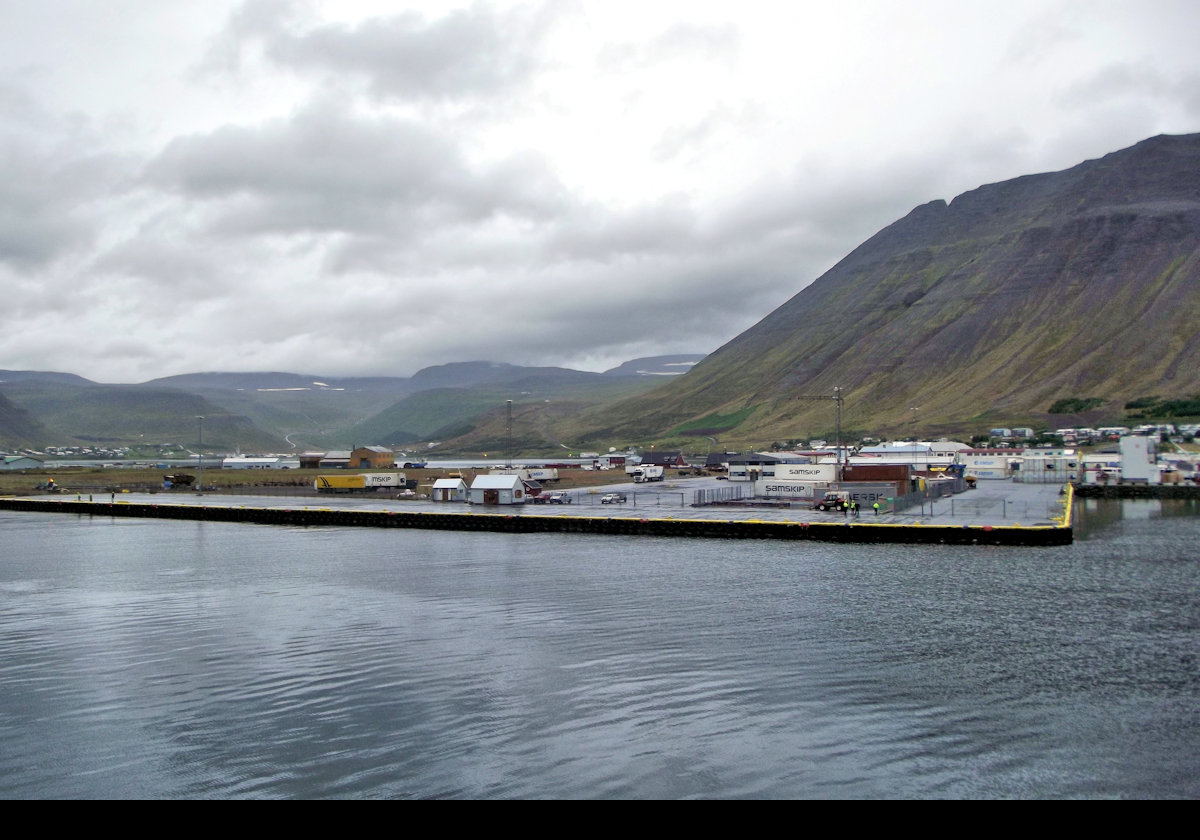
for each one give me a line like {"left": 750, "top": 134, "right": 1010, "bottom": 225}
{"left": 350, "top": 446, "right": 395, "bottom": 469}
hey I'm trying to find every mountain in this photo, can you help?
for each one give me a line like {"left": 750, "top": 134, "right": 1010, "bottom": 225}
{"left": 564, "top": 133, "right": 1200, "bottom": 447}
{"left": 0, "top": 377, "right": 289, "bottom": 452}
{"left": 0, "top": 355, "right": 708, "bottom": 452}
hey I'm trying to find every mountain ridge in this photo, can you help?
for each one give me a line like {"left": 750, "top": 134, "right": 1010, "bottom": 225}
{"left": 562, "top": 133, "right": 1200, "bottom": 447}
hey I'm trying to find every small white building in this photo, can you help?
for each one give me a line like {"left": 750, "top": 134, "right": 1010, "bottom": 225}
{"left": 469, "top": 474, "right": 527, "bottom": 505}
{"left": 1120, "top": 435, "right": 1161, "bottom": 484}
{"left": 431, "top": 477, "right": 469, "bottom": 502}
{"left": 222, "top": 456, "right": 282, "bottom": 469}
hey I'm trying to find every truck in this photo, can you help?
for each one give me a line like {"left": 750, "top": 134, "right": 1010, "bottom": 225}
{"left": 491, "top": 467, "right": 559, "bottom": 483}
{"left": 813, "top": 490, "right": 851, "bottom": 512}
{"left": 633, "top": 465, "right": 664, "bottom": 483}
{"left": 315, "top": 473, "right": 407, "bottom": 492}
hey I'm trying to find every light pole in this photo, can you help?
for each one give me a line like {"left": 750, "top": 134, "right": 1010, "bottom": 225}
{"left": 506, "top": 400, "right": 513, "bottom": 468}
{"left": 196, "top": 416, "right": 204, "bottom": 493}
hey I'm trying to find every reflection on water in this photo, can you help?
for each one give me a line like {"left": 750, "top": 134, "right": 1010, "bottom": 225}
{"left": 0, "top": 500, "right": 1196, "bottom": 799}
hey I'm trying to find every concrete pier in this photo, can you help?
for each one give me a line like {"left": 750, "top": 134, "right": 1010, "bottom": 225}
{"left": 0, "top": 479, "right": 1074, "bottom": 546}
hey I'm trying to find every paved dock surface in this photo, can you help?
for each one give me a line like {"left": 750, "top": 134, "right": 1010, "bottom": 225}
{"left": 20, "top": 478, "right": 1072, "bottom": 529}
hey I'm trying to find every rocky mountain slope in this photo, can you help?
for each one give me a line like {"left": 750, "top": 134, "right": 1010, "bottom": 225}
{"left": 567, "top": 133, "right": 1200, "bottom": 447}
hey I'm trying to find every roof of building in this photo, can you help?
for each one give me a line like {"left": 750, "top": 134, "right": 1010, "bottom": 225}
{"left": 432, "top": 478, "right": 468, "bottom": 488}
{"left": 726, "top": 453, "right": 784, "bottom": 464}
{"left": 470, "top": 475, "right": 524, "bottom": 489}
{"left": 639, "top": 451, "right": 684, "bottom": 465}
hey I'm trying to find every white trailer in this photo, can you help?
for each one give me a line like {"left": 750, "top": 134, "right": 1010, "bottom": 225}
{"left": 633, "top": 465, "right": 665, "bottom": 483}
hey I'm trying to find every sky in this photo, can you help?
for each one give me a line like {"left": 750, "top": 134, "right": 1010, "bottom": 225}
{"left": 2, "top": 0, "right": 1198, "bottom": 383}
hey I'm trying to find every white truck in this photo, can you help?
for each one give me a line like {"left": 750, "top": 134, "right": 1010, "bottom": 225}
{"left": 633, "top": 465, "right": 665, "bottom": 483}
{"left": 491, "top": 467, "right": 560, "bottom": 483}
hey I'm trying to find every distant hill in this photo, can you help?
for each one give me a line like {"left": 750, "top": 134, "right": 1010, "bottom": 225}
{"left": 565, "top": 133, "right": 1200, "bottom": 447}
{"left": 0, "top": 379, "right": 289, "bottom": 452}
{"left": 0, "top": 370, "right": 98, "bottom": 387}
{"left": 0, "top": 355, "right": 708, "bottom": 453}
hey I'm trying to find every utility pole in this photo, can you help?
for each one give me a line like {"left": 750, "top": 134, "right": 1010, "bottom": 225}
{"left": 506, "top": 400, "right": 513, "bottom": 468}
{"left": 793, "top": 387, "right": 845, "bottom": 481}
{"left": 196, "top": 415, "right": 204, "bottom": 494}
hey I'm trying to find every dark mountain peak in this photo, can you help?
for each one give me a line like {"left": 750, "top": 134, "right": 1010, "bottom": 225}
{"left": 581, "top": 133, "right": 1200, "bottom": 442}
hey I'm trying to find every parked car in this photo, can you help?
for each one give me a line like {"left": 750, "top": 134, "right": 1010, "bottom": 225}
{"left": 813, "top": 491, "right": 852, "bottom": 512}
{"left": 600, "top": 493, "right": 627, "bottom": 504}
{"left": 548, "top": 491, "right": 572, "bottom": 504}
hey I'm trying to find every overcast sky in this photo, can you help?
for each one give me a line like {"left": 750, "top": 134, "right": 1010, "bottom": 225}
{"left": 2, "top": 1, "right": 1198, "bottom": 383}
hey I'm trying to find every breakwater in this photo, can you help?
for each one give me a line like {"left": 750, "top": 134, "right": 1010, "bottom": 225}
{"left": 0, "top": 497, "right": 1072, "bottom": 546}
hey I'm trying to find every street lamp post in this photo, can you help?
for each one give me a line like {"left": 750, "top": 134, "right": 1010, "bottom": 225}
{"left": 196, "top": 416, "right": 204, "bottom": 493}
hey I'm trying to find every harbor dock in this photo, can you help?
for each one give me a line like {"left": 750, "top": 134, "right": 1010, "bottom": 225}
{"left": 1, "top": 479, "right": 1074, "bottom": 546}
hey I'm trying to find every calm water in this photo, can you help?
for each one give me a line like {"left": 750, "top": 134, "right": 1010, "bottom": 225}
{"left": 1, "top": 498, "right": 1196, "bottom": 799}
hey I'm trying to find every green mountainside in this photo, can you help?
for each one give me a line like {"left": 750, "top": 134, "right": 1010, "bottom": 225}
{"left": 0, "top": 392, "right": 47, "bottom": 449}
{"left": 0, "top": 380, "right": 288, "bottom": 453}
{"left": 0, "top": 356, "right": 703, "bottom": 453}
{"left": 559, "top": 133, "right": 1200, "bottom": 449}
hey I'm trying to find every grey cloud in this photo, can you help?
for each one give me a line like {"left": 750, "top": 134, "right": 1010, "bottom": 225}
{"left": 143, "top": 103, "right": 570, "bottom": 240}
{"left": 0, "top": 86, "right": 133, "bottom": 270}
{"left": 1056, "top": 62, "right": 1174, "bottom": 110}
{"left": 228, "top": 0, "right": 558, "bottom": 101}
{"left": 540, "top": 197, "right": 700, "bottom": 263}
{"left": 597, "top": 22, "right": 739, "bottom": 72}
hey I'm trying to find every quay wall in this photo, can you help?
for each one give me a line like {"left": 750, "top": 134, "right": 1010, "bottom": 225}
{"left": 0, "top": 497, "right": 1072, "bottom": 546}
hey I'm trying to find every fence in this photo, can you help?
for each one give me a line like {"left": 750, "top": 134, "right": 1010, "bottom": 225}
{"left": 899, "top": 494, "right": 1063, "bottom": 522}
{"left": 692, "top": 485, "right": 747, "bottom": 506}
{"left": 892, "top": 477, "right": 966, "bottom": 512}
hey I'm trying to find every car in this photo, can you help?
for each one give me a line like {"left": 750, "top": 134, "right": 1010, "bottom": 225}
{"left": 548, "top": 492, "right": 572, "bottom": 504}
{"left": 600, "top": 493, "right": 627, "bottom": 504}
{"left": 814, "top": 491, "right": 852, "bottom": 512}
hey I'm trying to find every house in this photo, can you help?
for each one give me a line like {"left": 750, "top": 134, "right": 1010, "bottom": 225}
{"left": 469, "top": 474, "right": 527, "bottom": 505}
{"left": 431, "top": 477, "right": 469, "bottom": 502}
{"left": 638, "top": 451, "right": 689, "bottom": 468}
{"left": 319, "top": 450, "right": 351, "bottom": 469}
{"left": 299, "top": 452, "right": 325, "bottom": 469}
{"left": 726, "top": 453, "right": 783, "bottom": 481}
{"left": 704, "top": 452, "right": 730, "bottom": 472}
{"left": 351, "top": 446, "right": 395, "bottom": 469}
